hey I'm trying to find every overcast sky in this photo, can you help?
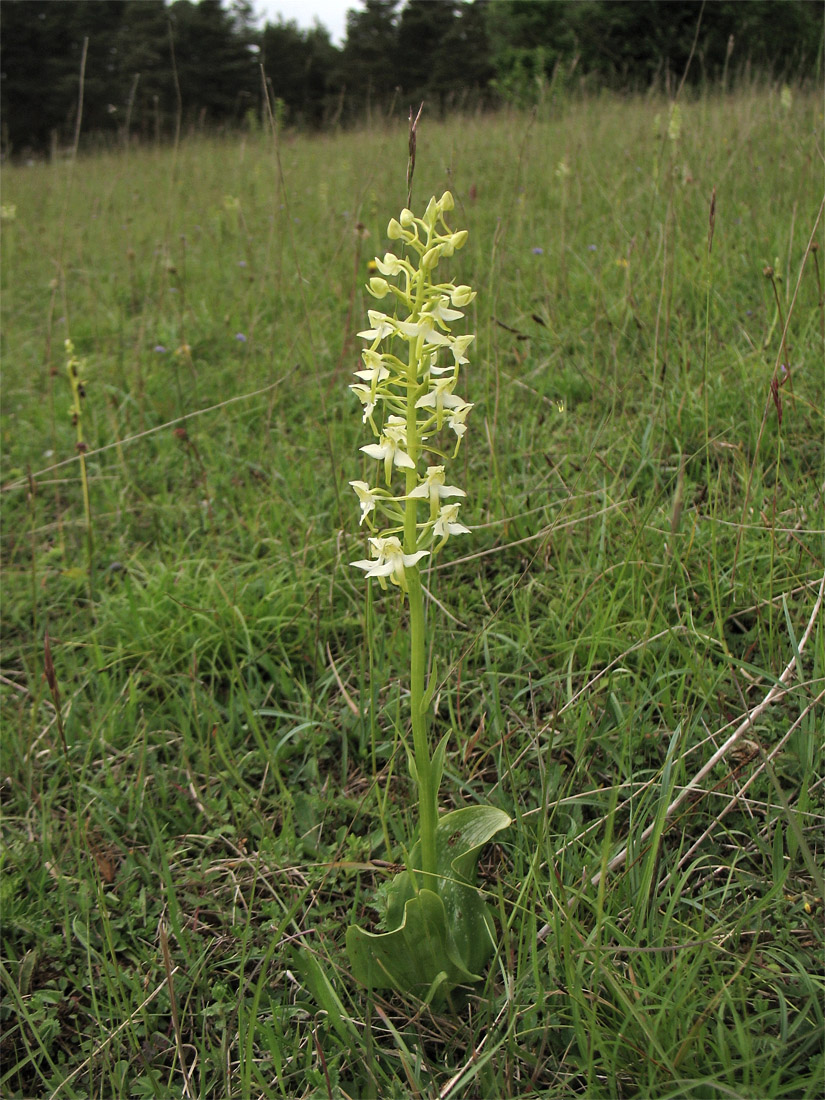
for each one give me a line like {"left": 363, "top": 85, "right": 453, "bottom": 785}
{"left": 251, "top": 0, "right": 351, "bottom": 45}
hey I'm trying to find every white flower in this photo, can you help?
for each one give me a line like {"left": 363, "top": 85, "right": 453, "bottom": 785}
{"left": 354, "top": 349, "right": 390, "bottom": 387}
{"left": 415, "top": 377, "right": 467, "bottom": 427}
{"left": 368, "top": 277, "right": 390, "bottom": 298}
{"left": 450, "top": 284, "right": 475, "bottom": 307}
{"left": 376, "top": 252, "right": 405, "bottom": 277}
{"left": 447, "top": 333, "right": 474, "bottom": 366}
{"left": 349, "top": 383, "right": 378, "bottom": 422}
{"left": 408, "top": 465, "right": 465, "bottom": 516}
{"left": 423, "top": 295, "right": 464, "bottom": 329}
{"left": 350, "top": 480, "right": 379, "bottom": 525}
{"left": 351, "top": 536, "right": 429, "bottom": 591}
{"left": 446, "top": 401, "right": 474, "bottom": 444}
{"left": 438, "top": 231, "right": 468, "bottom": 259}
{"left": 428, "top": 361, "right": 457, "bottom": 377}
{"left": 350, "top": 193, "right": 476, "bottom": 574}
{"left": 395, "top": 314, "right": 438, "bottom": 341}
{"left": 360, "top": 415, "right": 416, "bottom": 483}
{"left": 422, "top": 196, "right": 439, "bottom": 228}
{"left": 357, "top": 310, "right": 395, "bottom": 342}
{"left": 421, "top": 244, "right": 443, "bottom": 269}
{"left": 433, "top": 503, "right": 470, "bottom": 540}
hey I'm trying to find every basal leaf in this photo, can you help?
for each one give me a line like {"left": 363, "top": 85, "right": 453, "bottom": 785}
{"left": 347, "top": 805, "right": 510, "bottom": 1002}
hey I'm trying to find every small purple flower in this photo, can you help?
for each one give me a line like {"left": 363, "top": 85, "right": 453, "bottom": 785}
{"left": 154, "top": 345, "right": 167, "bottom": 353}
{"left": 237, "top": 260, "right": 247, "bottom": 268}
{"left": 235, "top": 333, "right": 247, "bottom": 343}
{"left": 532, "top": 247, "right": 544, "bottom": 255}
{"left": 588, "top": 244, "right": 597, "bottom": 252}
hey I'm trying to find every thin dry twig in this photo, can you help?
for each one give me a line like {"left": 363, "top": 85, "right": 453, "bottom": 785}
{"left": 536, "top": 571, "right": 824, "bottom": 941}
{"left": 590, "top": 571, "right": 824, "bottom": 890}
{"left": 47, "top": 967, "right": 180, "bottom": 1099}
{"left": 3, "top": 375, "right": 294, "bottom": 493}
{"left": 437, "top": 499, "right": 629, "bottom": 570}
{"left": 659, "top": 686, "right": 825, "bottom": 889}
{"left": 327, "top": 642, "right": 359, "bottom": 716}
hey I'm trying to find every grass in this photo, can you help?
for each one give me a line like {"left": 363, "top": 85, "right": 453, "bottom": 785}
{"left": 1, "top": 82, "right": 823, "bottom": 1099}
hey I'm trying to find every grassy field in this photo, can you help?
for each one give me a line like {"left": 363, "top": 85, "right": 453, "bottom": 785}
{"left": 1, "top": 84, "right": 823, "bottom": 1099}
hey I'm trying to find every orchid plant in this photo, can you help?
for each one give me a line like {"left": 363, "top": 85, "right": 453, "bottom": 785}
{"left": 346, "top": 192, "right": 510, "bottom": 1006}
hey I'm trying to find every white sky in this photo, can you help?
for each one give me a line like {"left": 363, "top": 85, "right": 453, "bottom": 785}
{"left": 251, "top": 0, "right": 352, "bottom": 45}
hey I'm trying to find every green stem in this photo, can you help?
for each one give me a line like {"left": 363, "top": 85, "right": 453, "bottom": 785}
{"left": 403, "top": 243, "right": 437, "bottom": 880}
{"left": 406, "top": 565, "right": 436, "bottom": 879}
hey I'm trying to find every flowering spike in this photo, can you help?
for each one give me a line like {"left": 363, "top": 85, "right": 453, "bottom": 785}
{"left": 350, "top": 192, "right": 474, "bottom": 585}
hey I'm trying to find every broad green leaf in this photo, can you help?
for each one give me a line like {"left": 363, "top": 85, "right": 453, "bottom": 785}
{"left": 346, "top": 889, "right": 478, "bottom": 998}
{"left": 347, "top": 805, "right": 510, "bottom": 1002}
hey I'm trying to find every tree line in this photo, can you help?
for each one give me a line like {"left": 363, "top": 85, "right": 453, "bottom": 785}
{"left": 1, "top": 0, "right": 821, "bottom": 154}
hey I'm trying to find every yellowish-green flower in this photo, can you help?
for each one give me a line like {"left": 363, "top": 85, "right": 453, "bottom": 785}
{"left": 351, "top": 536, "right": 430, "bottom": 592}
{"left": 350, "top": 190, "right": 475, "bottom": 569}
{"left": 446, "top": 401, "right": 473, "bottom": 445}
{"left": 357, "top": 310, "right": 395, "bottom": 343}
{"left": 415, "top": 377, "right": 466, "bottom": 429}
{"left": 433, "top": 503, "right": 470, "bottom": 542}
{"left": 360, "top": 415, "right": 416, "bottom": 484}
{"left": 350, "top": 384, "right": 378, "bottom": 423}
{"left": 408, "top": 465, "right": 465, "bottom": 521}
{"left": 349, "top": 480, "right": 379, "bottom": 525}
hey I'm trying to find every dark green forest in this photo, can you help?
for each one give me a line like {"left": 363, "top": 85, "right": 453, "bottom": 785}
{"left": 1, "top": 0, "right": 822, "bottom": 153}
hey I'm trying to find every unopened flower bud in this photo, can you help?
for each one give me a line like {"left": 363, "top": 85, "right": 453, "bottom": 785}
{"left": 450, "top": 285, "right": 476, "bottom": 307}
{"left": 399, "top": 208, "right": 415, "bottom": 227}
{"left": 421, "top": 245, "right": 443, "bottom": 269}
{"left": 368, "top": 277, "right": 390, "bottom": 298}
{"left": 387, "top": 218, "right": 404, "bottom": 239}
{"left": 439, "top": 190, "right": 454, "bottom": 212}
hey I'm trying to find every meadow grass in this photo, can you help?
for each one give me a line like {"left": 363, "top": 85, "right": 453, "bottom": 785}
{"left": 1, "top": 84, "right": 823, "bottom": 1099}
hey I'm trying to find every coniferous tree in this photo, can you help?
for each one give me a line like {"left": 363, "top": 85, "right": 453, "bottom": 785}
{"left": 168, "top": 0, "right": 258, "bottom": 126}
{"left": 437, "top": 0, "right": 496, "bottom": 106}
{"left": 338, "top": 0, "right": 401, "bottom": 119}
{"left": 261, "top": 19, "right": 337, "bottom": 127}
{"left": 1, "top": 0, "right": 125, "bottom": 152}
{"left": 111, "top": 1, "right": 174, "bottom": 143}
{"left": 1, "top": 0, "right": 822, "bottom": 155}
{"left": 483, "top": 0, "right": 577, "bottom": 105}
{"left": 395, "top": 0, "right": 458, "bottom": 108}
